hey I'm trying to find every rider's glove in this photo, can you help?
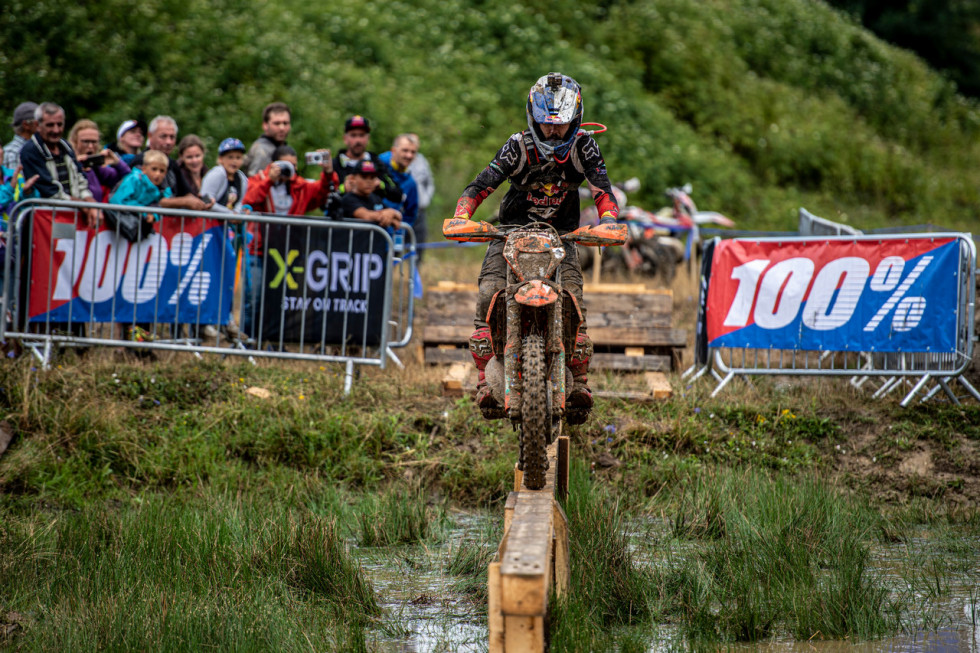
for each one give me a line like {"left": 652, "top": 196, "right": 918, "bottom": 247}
{"left": 599, "top": 211, "right": 617, "bottom": 225}
{"left": 454, "top": 197, "right": 477, "bottom": 220}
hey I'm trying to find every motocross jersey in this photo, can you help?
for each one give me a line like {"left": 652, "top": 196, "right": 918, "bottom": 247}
{"left": 456, "top": 130, "right": 619, "bottom": 234}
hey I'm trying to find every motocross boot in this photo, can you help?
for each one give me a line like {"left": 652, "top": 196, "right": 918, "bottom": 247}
{"left": 470, "top": 327, "right": 504, "bottom": 419}
{"left": 566, "top": 333, "right": 594, "bottom": 425}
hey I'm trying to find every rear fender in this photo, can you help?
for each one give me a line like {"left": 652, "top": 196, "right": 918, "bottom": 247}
{"left": 486, "top": 289, "right": 507, "bottom": 357}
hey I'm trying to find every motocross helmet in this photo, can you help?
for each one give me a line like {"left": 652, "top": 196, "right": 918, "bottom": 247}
{"left": 526, "top": 72, "right": 583, "bottom": 161}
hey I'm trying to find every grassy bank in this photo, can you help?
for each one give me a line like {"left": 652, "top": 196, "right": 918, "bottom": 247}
{"left": 1, "top": 354, "right": 979, "bottom": 649}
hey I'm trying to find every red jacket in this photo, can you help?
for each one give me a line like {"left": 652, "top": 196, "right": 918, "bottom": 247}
{"left": 244, "top": 164, "right": 337, "bottom": 216}
{"left": 244, "top": 164, "right": 339, "bottom": 254}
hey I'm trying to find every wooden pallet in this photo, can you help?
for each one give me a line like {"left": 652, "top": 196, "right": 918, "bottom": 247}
{"left": 427, "top": 281, "right": 685, "bottom": 400}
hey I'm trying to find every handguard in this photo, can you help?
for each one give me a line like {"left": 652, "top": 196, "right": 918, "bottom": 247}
{"left": 443, "top": 218, "right": 499, "bottom": 242}
{"left": 566, "top": 222, "right": 627, "bottom": 247}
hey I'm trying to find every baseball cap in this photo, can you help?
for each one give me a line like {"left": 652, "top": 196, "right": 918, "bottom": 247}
{"left": 116, "top": 119, "right": 147, "bottom": 141}
{"left": 11, "top": 102, "right": 38, "bottom": 128}
{"left": 344, "top": 115, "right": 371, "bottom": 133}
{"left": 218, "top": 137, "right": 246, "bottom": 155}
{"left": 353, "top": 159, "right": 378, "bottom": 176}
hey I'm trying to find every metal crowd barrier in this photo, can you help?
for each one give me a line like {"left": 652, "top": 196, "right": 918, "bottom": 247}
{"left": 0, "top": 198, "right": 416, "bottom": 394}
{"left": 684, "top": 233, "right": 978, "bottom": 406}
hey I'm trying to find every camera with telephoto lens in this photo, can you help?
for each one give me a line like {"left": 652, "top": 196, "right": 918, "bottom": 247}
{"left": 305, "top": 150, "right": 330, "bottom": 166}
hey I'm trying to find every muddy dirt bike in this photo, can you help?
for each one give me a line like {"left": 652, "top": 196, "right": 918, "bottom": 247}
{"left": 443, "top": 218, "right": 626, "bottom": 489}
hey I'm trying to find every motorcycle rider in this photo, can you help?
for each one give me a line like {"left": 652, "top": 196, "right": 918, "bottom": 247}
{"left": 453, "top": 72, "right": 620, "bottom": 423}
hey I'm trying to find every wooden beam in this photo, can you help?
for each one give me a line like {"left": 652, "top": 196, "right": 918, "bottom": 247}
{"left": 552, "top": 501, "right": 570, "bottom": 600}
{"left": 500, "top": 496, "right": 553, "bottom": 616}
{"left": 441, "top": 362, "right": 471, "bottom": 398}
{"left": 504, "top": 616, "right": 545, "bottom": 652}
{"left": 556, "top": 436, "right": 569, "bottom": 500}
{"left": 644, "top": 372, "right": 673, "bottom": 399}
{"left": 503, "top": 492, "right": 518, "bottom": 535}
{"left": 488, "top": 562, "right": 504, "bottom": 653}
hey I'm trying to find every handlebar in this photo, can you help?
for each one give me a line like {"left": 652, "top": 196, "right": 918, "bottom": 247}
{"left": 443, "top": 218, "right": 626, "bottom": 247}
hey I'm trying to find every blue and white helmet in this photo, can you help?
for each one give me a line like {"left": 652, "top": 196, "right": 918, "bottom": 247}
{"left": 526, "top": 72, "right": 583, "bottom": 161}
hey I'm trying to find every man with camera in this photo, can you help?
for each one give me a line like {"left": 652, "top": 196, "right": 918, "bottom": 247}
{"left": 244, "top": 144, "right": 337, "bottom": 216}
{"left": 244, "top": 102, "right": 292, "bottom": 177}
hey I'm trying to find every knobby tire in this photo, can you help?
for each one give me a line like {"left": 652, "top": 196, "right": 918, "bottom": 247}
{"left": 521, "top": 332, "right": 549, "bottom": 490}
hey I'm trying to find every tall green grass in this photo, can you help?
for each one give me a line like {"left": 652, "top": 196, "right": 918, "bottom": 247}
{"left": 356, "top": 485, "right": 443, "bottom": 547}
{"left": 550, "top": 461, "right": 655, "bottom": 652}
{"left": 0, "top": 494, "right": 378, "bottom": 651}
{"left": 659, "top": 467, "right": 901, "bottom": 643}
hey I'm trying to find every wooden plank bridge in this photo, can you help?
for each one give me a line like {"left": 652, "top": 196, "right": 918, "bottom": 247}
{"left": 488, "top": 436, "right": 570, "bottom": 652}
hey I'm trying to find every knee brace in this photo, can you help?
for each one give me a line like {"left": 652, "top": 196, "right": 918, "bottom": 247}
{"left": 469, "top": 326, "right": 494, "bottom": 371}
{"left": 569, "top": 333, "right": 593, "bottom": 377}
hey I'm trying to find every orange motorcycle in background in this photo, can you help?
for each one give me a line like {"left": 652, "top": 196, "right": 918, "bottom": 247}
{"left": 443, "top": 218, "right": 626, "bottom": 489}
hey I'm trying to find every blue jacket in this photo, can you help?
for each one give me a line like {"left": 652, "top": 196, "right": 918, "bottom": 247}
{"left": 378, "top": 151, "right": 419, "bottom": 227}
{"left": 110, "top": 167, "right": 173, "bottom": 220}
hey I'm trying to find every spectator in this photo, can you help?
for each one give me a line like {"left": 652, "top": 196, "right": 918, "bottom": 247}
{"left": 241, "top": 144, "right": 337, "bottom": 337}
{"left": 107, "top": 119, "right": 146, "bottom": 166}
{"left": 244, "top": 102, "right": 291, "bottom": 176}
{"left": 133, "top": 116, "right": 211, "bottom": 211}
{"left": 341, "top": 159, "right": 401, "bottom": 228}
{"left": 378, "top": 134, "right": 419, "bottom": 229}
{"left": 109, "top": 149, "right": 173, "bottom": 223}
{"left": 201, "top": 138, "right": 251, "bottom": 340}
{"left": 19, "top": 102, "right": 98, "bottom": 226}
{"left": 3, "top": 102, "right": 38, "bottom": 170}
{"left": 109, "top": 149, "right": 174, "bottom": 350}
{"left": 201, "top": 138, "right": 249, "bottom": 214}
{"left": 406, "top": 132, "right": 434, "bottom": 252}
{"left": 244, "top": 144, "right": 336, "bottom": 216}
{"left": 1, "top": 162, "right": 38, "bottom": 224}
{"left": 67, "top": 119, "right": 130, "bottom": 203}
{"left": 175, "top": 134, "right": 208, "bottom": 198}
{"left": 331, "top": 115, "right": 402, "bottom": 204}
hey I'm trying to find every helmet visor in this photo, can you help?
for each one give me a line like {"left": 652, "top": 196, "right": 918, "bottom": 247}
{"left": 529, "top": 85, "right": 580, "bottom": 124}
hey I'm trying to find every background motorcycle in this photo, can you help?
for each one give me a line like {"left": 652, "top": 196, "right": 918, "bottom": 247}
{"left": 578, "top": 180, "right": 734, "bottom": 283}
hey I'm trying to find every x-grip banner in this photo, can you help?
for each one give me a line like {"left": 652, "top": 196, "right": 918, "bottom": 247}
{"left": 257, "top": 223, "right": 388, "bottom": 345}
{"left": 28, "top": 210, "right": 235, "bottom": 325}
{"left": 706, "top": 237, "right": 960, "bottom": 353}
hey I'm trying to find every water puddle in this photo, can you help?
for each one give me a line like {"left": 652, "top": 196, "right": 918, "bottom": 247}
{"left": 358, "top": 511, "right": 491, "bottom": 652}
{"left": 353, "top": 513, "right": 978, "bottom": 651}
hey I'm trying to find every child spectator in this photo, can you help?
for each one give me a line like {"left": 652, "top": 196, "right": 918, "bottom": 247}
{"left": 201, "top": 138, "right": 249, "bottom": 214}
{"left": 108, "top": 149, "right": 173, "bottom": 348}
{"left": 110, "top": 149, "right": 172, "bottom": 229}
{"left": 200, "top": 138, "right": 250, "bottom": 340}
{"left": 341, "top": 159, "right": 401, "bottom": 228}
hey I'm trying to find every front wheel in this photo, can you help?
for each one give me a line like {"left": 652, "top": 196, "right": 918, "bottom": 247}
{"left": 520, "top": 332, "right": 550, "bottom": 490}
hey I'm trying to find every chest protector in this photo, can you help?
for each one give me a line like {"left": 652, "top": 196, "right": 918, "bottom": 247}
{"left": 508, "top": 131, "right": 586, "bottom": 193}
